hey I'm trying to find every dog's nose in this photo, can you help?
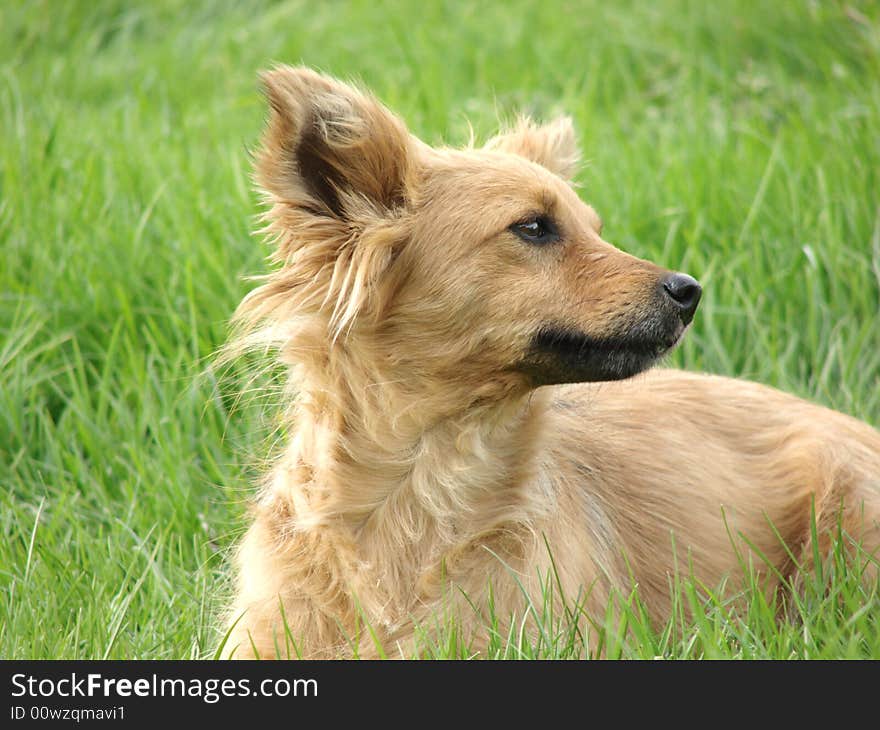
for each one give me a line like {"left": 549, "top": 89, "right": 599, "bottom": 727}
{"left": 661, "top": 273, "right": 702, "bottom": 324}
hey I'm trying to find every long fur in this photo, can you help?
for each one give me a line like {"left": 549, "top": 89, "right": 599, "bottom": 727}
{"left": 220, "top": 66, "right": 880, "bottom": 659}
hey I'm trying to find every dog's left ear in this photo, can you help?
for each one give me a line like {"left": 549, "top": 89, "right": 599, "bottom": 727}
{"left": 486, "top": 116, "right": 579, "bottom": 180}
{"left": 256, "top": 65, "right": 415, "bottom": 219}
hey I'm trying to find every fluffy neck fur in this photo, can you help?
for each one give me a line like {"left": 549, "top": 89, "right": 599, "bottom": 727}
{"left": 249, "top": 331, "right": 552, "bottom": 633}
{"left": 278, "top": 338, "right": 546, "bottom": 540}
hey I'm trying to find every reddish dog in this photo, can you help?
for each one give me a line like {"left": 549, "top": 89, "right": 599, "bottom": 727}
{"left": 222, "top": 66, "right": 880, "bottom": 658}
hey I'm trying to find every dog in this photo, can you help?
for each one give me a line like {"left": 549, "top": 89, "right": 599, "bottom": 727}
{"left": 220, "top": 66, "right": 880, "bottom": 659}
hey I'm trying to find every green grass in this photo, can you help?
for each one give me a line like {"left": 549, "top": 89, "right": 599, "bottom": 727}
{"left": 2, "top": 0, "right": 879, "bottom": 659}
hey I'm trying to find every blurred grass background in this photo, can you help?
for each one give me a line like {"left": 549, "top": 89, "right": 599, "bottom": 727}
{"left": 1, "top": 0, "right": 878, "bottom": 658}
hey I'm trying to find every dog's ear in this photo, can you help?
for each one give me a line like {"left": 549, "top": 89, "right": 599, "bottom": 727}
{"left": 486, "top": 116, "right": 579, "bottom": 180}
{"left": 256, "top": 66, "right": 414, "bottom": 218}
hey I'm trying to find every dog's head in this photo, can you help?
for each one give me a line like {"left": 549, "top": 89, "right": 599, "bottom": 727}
{"left": 240, "top": 66, "right": 700, "bottom": 395}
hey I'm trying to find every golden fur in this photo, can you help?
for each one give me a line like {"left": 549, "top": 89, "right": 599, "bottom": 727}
{"left": 221, "top": 66, "right": 880, "bottom": 658}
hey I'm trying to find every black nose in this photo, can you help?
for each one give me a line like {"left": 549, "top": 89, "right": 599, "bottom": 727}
{"left": 661, "top": 273, "right": 702, "bottom": 325}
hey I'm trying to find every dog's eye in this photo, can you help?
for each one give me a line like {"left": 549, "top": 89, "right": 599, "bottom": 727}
{"left": 509, "top": 216, "right": 559, "bottom": 245}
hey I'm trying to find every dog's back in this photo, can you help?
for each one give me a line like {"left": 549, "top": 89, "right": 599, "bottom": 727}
{"left": 537, "top": 370, "right": 880, "bottom": 623}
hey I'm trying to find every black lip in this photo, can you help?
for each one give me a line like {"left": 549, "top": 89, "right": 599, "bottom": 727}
{"left": 516, "top": 321, "right": 681, "bottom": 386}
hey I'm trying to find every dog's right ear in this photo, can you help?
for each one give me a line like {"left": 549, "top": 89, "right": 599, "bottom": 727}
{"left": 485, "top": 116, "right": 579, "bottom": 180}
{"left": 256, "top": 66, "right": 414, "bottom": 219}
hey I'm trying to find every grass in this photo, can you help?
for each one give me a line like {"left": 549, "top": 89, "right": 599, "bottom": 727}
{"left": 1, "top": 0, "right": 879, "bottom": 659}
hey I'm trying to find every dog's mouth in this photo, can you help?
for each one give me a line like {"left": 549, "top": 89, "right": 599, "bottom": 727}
{"left": 515, "top": 318, "right": 687, "bottom": 386}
